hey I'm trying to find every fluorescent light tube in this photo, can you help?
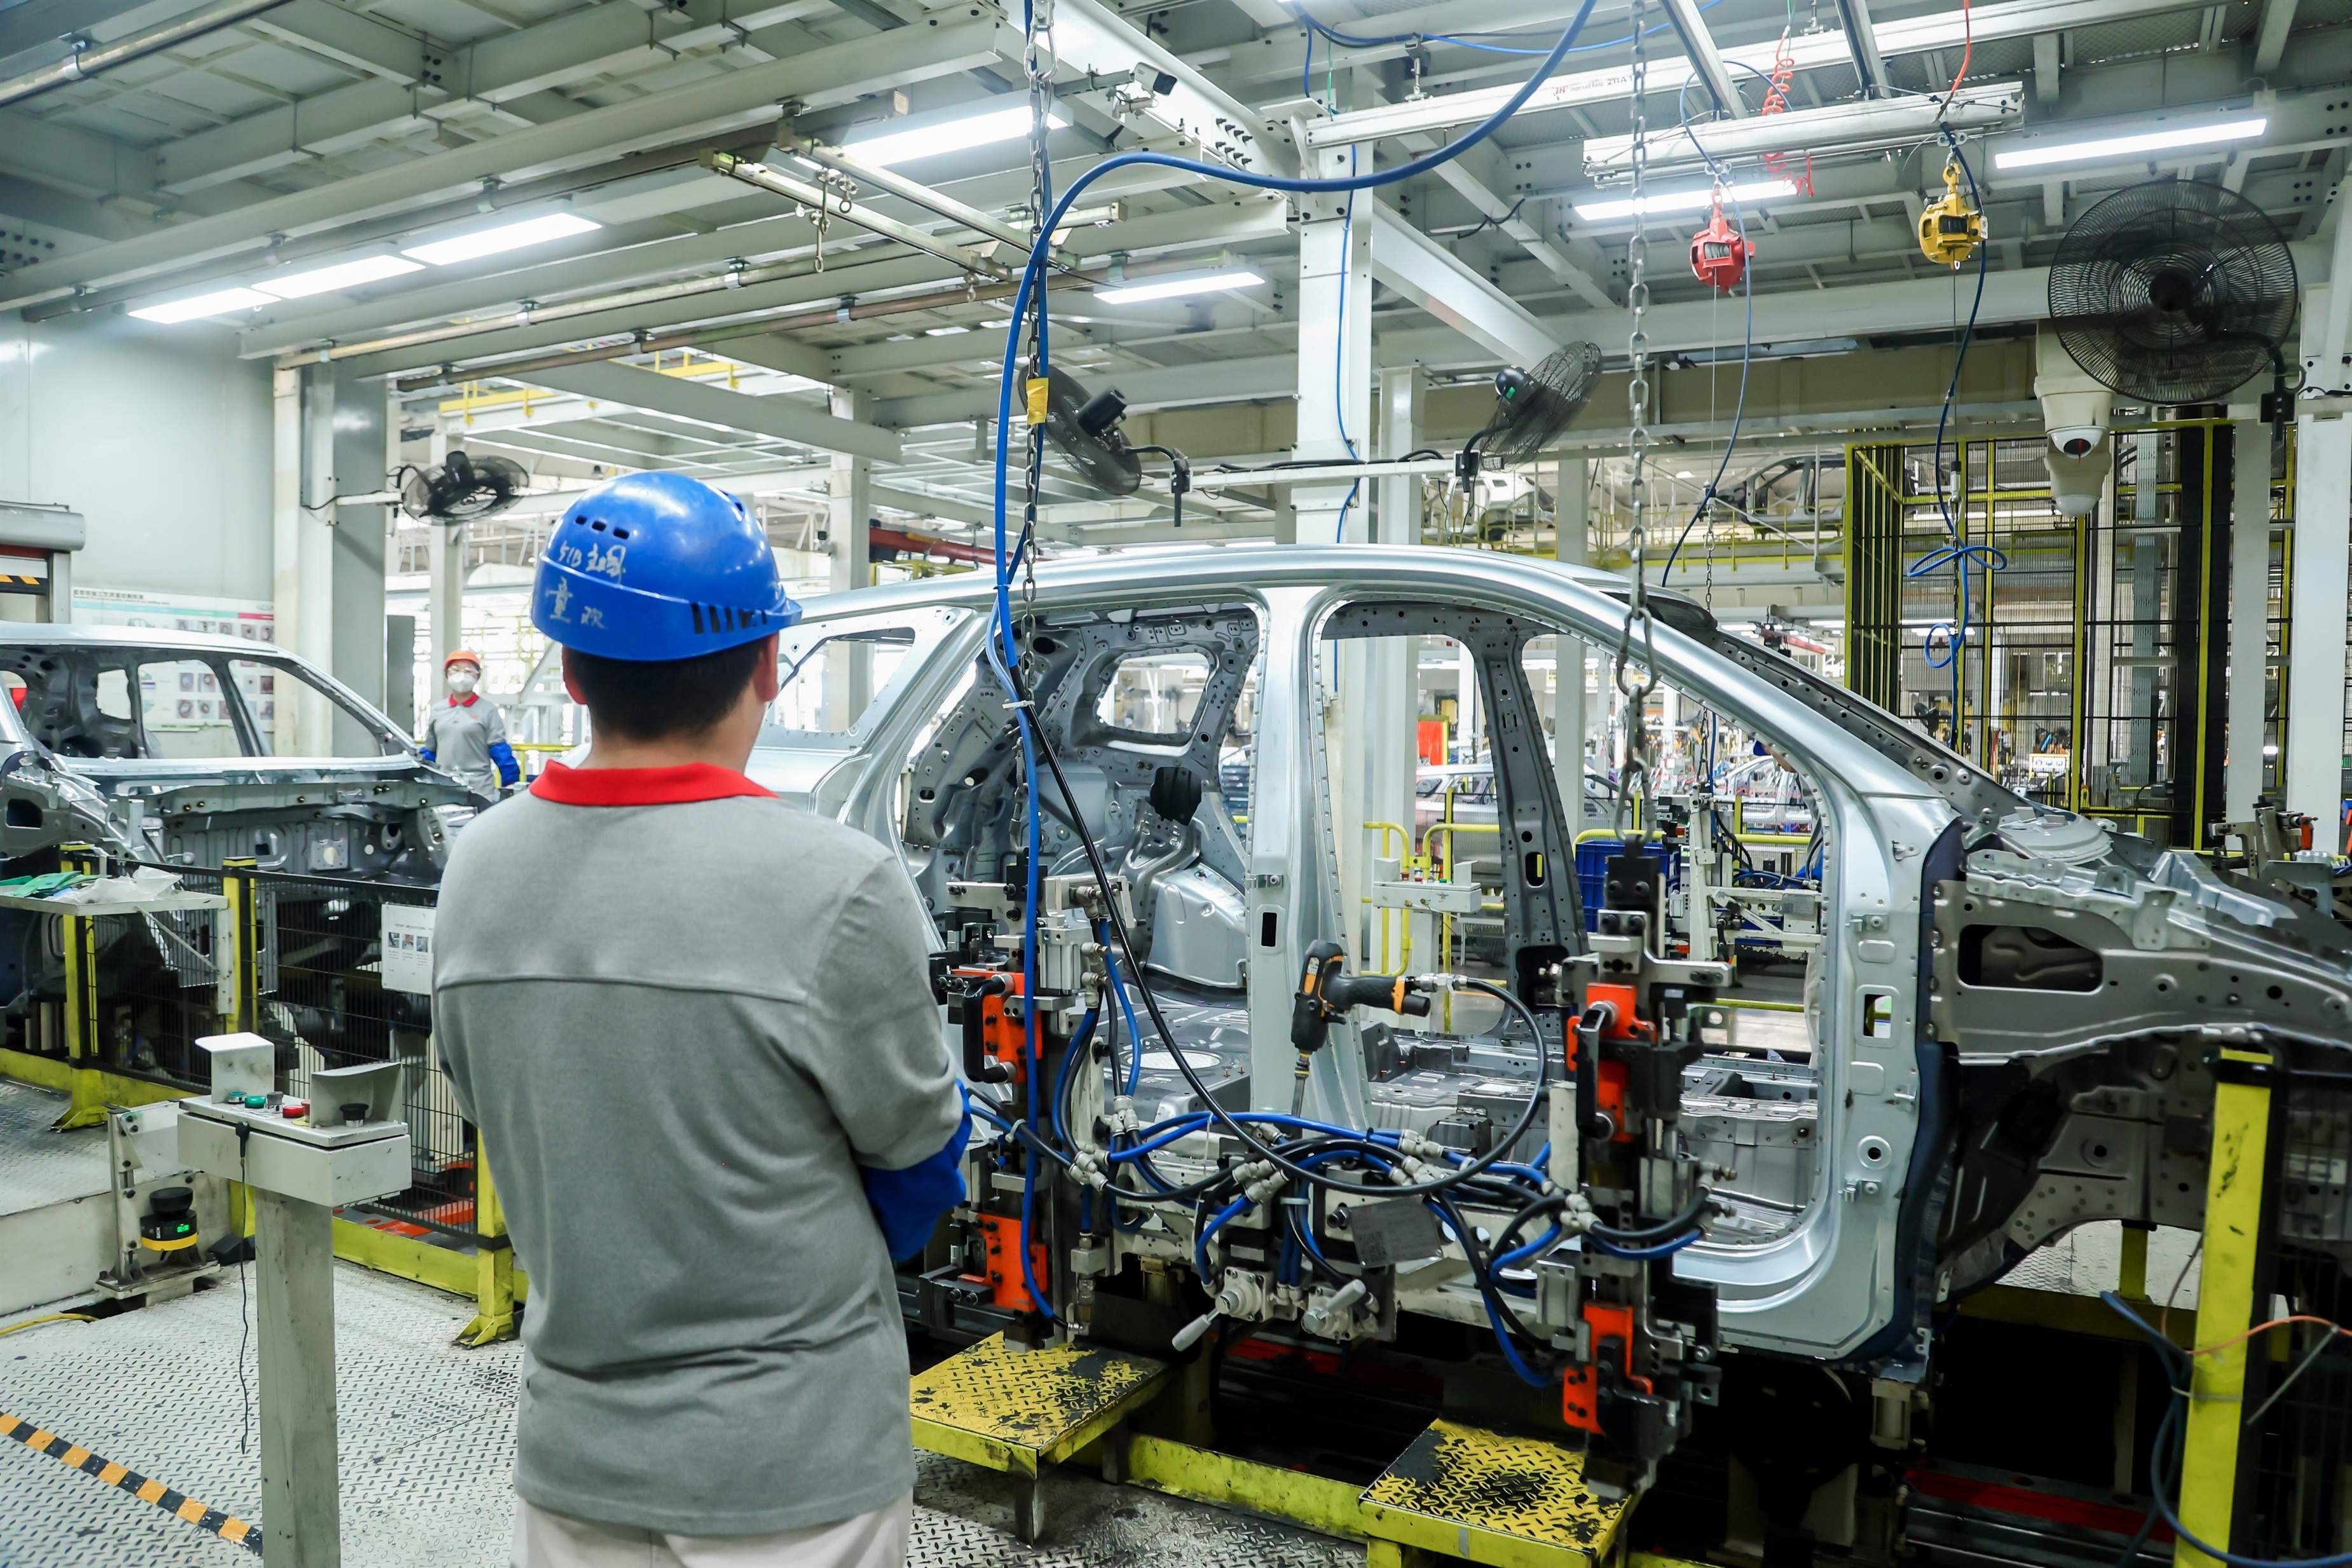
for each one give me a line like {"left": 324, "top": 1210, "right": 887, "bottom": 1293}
{"left": 1993, "top": 116, "right": 2266, "bottom": 171}
{"left": 924, "top": 325, "right": 972, "bottom": 336}
{"left": 129, "top": 287, "right": 275, "bottom": 324}
{"left": 1095, "top": 268, "right": 1265, "bottom": 304}
{"left": 402, "top": 212, "right": 602, "bottom": 266}
{"left": 254, "top": 254, "right": 423, "bottom": 299}
{"left": 1573, "top": 179, "right": 1795, "bottom": 222}
{"left": 842, "top": 106, "right": 1067, "bottom": 168}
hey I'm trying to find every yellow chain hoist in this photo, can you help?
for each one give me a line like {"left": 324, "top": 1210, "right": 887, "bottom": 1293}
{"left": 1918, "top": 156, "right": 1986, "bottom": 268}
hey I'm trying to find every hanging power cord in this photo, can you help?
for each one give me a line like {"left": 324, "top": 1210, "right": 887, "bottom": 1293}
{"left": 1904, "top": 135, "right": 1998, "bottom": 750}
{"left": 1660, "top": 110, "right": 1754, "bottom": 575}
{"left": 2102, "top": 1291, "right": 2352, "bottom": 1568}
{"left": 977, "top": 3, "right": 1727, "bottom": 1372}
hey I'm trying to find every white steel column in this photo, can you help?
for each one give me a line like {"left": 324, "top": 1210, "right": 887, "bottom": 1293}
{"left": 424, "top": 421, "right": 462, "bottom": 733}
{"left": 1555, "top": 456, "right": 1592, "bottom": 812}
{"left": 1344, "top": 367, "right": 1426, "bottom": 965}
{"left": 827, "top": 388, "right": 873, "bottom": 727}
{"left": 1456, "top": 644, "right": 1482, "bottom": 759}
{"left": 1294, "top": 153, "right": 1373, "bottom": 547}
{"left": 2287, "top": 410, "right": 2350, "bottom": 829}
{"left": 273, "top": 364, "right": 336, "bottom": 754}
{"left": 271, "top": 367, "right": 301, "bottom": 754}
{"left": 2226, "top": 420, "right": 2272, "bottom": 821}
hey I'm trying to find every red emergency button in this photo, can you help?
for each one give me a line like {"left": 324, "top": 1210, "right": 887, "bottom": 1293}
{"left": 281, "top": 1099, "right": 309, "bottom": 1118}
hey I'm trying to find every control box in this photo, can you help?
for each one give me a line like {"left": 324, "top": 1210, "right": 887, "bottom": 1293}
{"left": 177, "top": 1033, "right": 411, "bottom": 1209}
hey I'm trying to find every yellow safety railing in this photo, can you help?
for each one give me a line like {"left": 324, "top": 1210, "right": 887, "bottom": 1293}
{"left": 509, "top": 741, "right": 572, "bottom": 779}
{"left": 1361, "top": 821, "right": 1411, "bottom": 973}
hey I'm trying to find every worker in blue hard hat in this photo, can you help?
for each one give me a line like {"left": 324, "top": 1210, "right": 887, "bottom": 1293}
{"left": 430, "top": 470, "right": 966, "bottom": 1568}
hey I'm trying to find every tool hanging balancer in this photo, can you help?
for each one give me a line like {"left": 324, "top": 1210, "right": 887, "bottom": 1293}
{"left": 1690, "top": 191, "right": 1749, "bottom": 294}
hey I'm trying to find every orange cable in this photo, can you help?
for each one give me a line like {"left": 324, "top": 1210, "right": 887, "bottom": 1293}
{"left": 2191, "top": 1314, "right": 2352, "bottom": 1358}
{"left": 1944, "top": 0, "right": 1973, "bottom": 101}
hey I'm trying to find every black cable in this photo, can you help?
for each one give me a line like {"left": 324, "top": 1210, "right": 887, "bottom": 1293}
{"left": 1587, "top": 1184, "right": 1711, "bottom": 1246}
{"left": 235, "top": 1126, "right": 253, "bottom": 1456}
{"left": 1004, "top": 652, "right": 1556, "bottom": 1199}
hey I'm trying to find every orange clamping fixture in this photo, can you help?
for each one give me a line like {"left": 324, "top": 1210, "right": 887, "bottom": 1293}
{"left": 1575, "top": 983, "right": 1645, "bottom": 1143}
{"left": 957, "top": 967, "right": 1033, "bottom": 1083}
{"left": 1562, "top": 1300, "right": 1653, "bottom": 1433}
{"left": 974, "top": 1212, "right": 1048, "bottom": 1312}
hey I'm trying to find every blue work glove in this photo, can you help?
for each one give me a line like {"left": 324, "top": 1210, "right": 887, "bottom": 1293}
{"left": 488, "top": 739, "right": 521, "bottom": 787}
{"left": 859, "top": 1109, "right": 971, "bottom": 1261}
{"left": 419, "top": 747, "right": 437, "bottom": 763}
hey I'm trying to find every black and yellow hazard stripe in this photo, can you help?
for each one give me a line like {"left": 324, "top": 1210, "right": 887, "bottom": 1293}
{"left": 0, "top": 1411, "right": 263, "bottom": 1554}
{"left": 0, "top": 574, "right": 41, "bottom": 587}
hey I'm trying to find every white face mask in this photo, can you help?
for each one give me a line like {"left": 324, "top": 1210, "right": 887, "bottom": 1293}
{"left": 447, "top": 670, "right": 479, "bottom": 696}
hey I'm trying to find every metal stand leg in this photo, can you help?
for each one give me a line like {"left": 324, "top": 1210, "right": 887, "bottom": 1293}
{"left": 1011, "top": 1471, "right": 1045, "bottom": 1544}
{"left": 254, "top": 1189, "right": 340, "bottom": 1568}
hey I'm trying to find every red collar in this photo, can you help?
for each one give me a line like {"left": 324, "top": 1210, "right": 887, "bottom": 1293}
{"left": 448, "top": 692, "right": 479, "bottom": 708}
{"left": 529, "top": 760, "right": 776, "bottom": 807}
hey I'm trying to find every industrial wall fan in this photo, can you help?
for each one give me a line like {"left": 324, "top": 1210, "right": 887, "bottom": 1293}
{"left": 1458, "top": 341, "right": 1604, "bottom": 487}
{"left": 1041, "top": 371, "right": 1144, "bottom": 497}
{"left": 2048, "top": 177, "right": 2298, "bottom": 411}
{"left": 399, "top": 451, "right": 528, "bottom": 523}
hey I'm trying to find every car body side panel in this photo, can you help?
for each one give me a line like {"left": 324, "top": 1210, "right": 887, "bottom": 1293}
{"left": 761, "top": 549, "right": 1978, "bottom": 1362}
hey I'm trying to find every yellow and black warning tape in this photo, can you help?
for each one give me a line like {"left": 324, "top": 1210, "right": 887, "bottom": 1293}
{"left": 0, "top": 1410, "right": 262, "bottom": 1554}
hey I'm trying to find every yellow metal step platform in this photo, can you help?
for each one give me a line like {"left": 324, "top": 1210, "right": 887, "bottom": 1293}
{"left": 1359, "top": 1419, "right": 1632, "bottom": 1568}
{"left": 909, "top": 1331, "right": 1170, "bottom": 1540}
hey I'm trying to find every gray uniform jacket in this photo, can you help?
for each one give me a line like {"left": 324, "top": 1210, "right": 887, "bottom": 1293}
{"left": 418, "top": 694, "right": 509, "bottom": 794}
{"left": 432, "top": 760, "right": 963, "bottom": 1536}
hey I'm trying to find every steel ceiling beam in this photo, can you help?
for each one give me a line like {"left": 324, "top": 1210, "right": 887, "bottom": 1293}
{"left": 0, "top": 0, "right": 294, "bottom": 109}
{"left": 0, "top": 17, "right": 1008, "bottom": 311}
{"left": 245, "top": 1, "right": 427, "bottom": 83}
{"left": 1659, "top": 0, "right": 1747, "bottom": 118}
{"left": 2255, "top": 0, "right": 2300, "bottom": 72}
{"left": 236, "top": 212, "right": 816, "bottom": 357}
{"left": 514, "top": 361, "right": 903, "bottom": 465}
{"left": 1048, "top": 0, "right": 1294, "bottom": 179}
{"left": 1366, "top": 202, "right": 1564, "bottom": 364}
{"left": 1829, "top": 0, "right": 1894, "bottom": 97}
{"left": 1305, "top": 0, "right": 2222, "bottom": 147}
{"left": 344, "top": 249, "right": 957, "bottom": 380}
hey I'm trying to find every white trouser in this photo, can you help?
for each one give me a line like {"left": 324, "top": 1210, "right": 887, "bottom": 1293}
{"left": 513, "top": 1494, "right": 912, "bottom": 1568}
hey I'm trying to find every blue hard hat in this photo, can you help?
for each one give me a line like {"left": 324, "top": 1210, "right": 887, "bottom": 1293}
{"left": 530, "top": 472, "right": 800, "bottom": 661}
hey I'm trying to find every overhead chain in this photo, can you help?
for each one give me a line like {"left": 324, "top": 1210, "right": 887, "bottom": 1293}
{"left": 1018, "top": 0, "right": 1058, "bottom": 632}
{"left": 1612, "top": 0, "right": 1660, "bottom": 843}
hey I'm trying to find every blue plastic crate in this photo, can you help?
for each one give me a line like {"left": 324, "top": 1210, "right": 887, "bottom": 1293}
{"left": 1574, "top": 838, "right": 1676, "bottom": 931}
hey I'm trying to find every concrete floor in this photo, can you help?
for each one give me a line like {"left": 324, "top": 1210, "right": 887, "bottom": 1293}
{"left": 0, "top": 1264, "right": 1354, "bottom": 1568}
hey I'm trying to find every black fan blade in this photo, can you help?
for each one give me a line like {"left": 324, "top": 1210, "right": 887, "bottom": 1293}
{"left": 2049, "top": 178, "right": 2297, "bottom": 406}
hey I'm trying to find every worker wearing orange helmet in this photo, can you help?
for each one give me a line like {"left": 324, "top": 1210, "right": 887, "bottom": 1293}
{"left": 418, "top": 650, "right": 519, "bottom": 798}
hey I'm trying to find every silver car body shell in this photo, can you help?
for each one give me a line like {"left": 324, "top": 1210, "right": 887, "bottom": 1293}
{"left": 742, "top": 544, "right": 2349, "bottom": 1365}
{"left": 0, "top": 623, "right": 476, "bottom": 876}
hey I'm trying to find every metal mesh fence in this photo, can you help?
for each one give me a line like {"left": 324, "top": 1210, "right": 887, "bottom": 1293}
{"left": 2243, "top": 1060, "right": 2352, "bottom": 1561}
{"left": 258, "top": 869, "right": 472, "bottom": 1237}
{"left": 86, "top": 866, "right": 235, "bottom": 1089}
{"left": 28, "top": 857, "right": 471, "bottom": 1239}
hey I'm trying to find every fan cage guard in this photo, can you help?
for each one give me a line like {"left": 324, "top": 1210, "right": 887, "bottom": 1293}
{"left": 2048, "top": 179, "right": 2297, "bottom": 407}
{"left": 1484, "top": 342, "right": 1604, "bottom": 466}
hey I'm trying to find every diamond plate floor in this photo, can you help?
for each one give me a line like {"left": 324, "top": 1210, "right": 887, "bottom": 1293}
{"left": 0, "top": 1263, "right": 1354, "bottom": 1568}
{"left": 0, "top": 1079, "right": 107, "bottom": 1217}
